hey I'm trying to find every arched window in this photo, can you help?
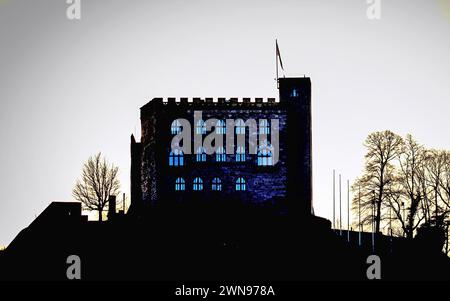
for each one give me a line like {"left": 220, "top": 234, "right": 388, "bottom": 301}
{"left": 169, "top": 149, "right": 184, "bottom": 166}
{"left": 196, "top": 119, "right": 206, "bottom": 135}
{"left": 196, "top": 147, "right": 206, "bottom": 162}
{"left": 175, "top": 177, "right": 185, "bottom": 191}
{"left": 171, "top": 119, "right": 182, "bottom": 135}
{"left": 235, "top": 119, "right": 245, "bottom": 135}
{"left": 193, "top": 177, "right": 203, "bottom": 191}
{"left": 216, "top": 120, "right": 226, "bottom": 134}
{"left": 235, "top": 177, "right": 246, "bottom": 191}
{"left": 216, "top": 146, "right": 226, "bottom": 162}
{"left": 236, "top": 146, "right": 246, "bottom": 162}
{"left": 259, "top": 119, "right": 270, "bottom": 135}
{"left": 257, "top": 144, "right": 273, "bottom": 166}
{"left": 212, "top": 177, "right": 222, "bottom": 191}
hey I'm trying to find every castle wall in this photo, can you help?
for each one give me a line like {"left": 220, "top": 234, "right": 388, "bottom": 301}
{"left": 132, "top": 77, "right": 312, "bottom": 216}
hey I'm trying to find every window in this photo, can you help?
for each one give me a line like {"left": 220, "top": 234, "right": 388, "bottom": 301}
{"left": 257, "top": 144, "right": 273, "bottom": 166}
{"left": 175, "top": 177, "right": 185, "bottom": 191}
{"left": 259, "top": 119, "right": 270, "bottom": 135}
{"left": 193, "top": 177, "right": 203, "bottom": 191}
{"left": 169, "top": 149, "right": 184, "bottom": 166}
{"left": 171, "top": 120, "right": 182, "bottom": 134}
{"left": 196, "top": 147, "right": 206, "bottom": 162}
{"left": 236, "top": 146, "right": 246, "bottom": 162}
{"left": 235, "top": 119, "right": 245, "bottom": 135}
{"left": 216, "top": 146, "right": 226, "bottom": 162}
{"left": 235, "top": 177, "right": 246, "bottom": 191}
{"left": 216, "top": 120, "right": 226, "bottom": 134}
{"left": 290, "top": 88, "right": 299, "bottom": 97}
{"left": 196, "top": 119, "right": 206, "bottom": 135}
{"left": 212, "top": 177, "right": 222, "bottom": 191}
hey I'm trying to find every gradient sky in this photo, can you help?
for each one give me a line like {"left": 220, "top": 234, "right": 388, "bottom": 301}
{"left": 0, "top": 0, "right": 449, "bottom": 247}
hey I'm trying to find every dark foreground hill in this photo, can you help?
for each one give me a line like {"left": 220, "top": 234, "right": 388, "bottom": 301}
{"left": 0, "top": 201, "right": 449, "bottom": 281}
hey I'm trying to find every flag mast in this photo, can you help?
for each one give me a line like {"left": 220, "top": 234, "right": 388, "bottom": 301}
{"left": 275, "top": 39, "right": 279, "bottom": 89}
{"left": 275, "top": 39, "right": 285, "bottom": 89}
{"left": 333, "top": 169, "right": 336, "bottom": 230}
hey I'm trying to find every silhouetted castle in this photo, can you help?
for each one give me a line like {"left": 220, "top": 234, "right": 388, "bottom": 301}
{"left": 2, "top": 75, "right": 449, "bottom": 281}
{"left": 129, "top": 77, "right": 313, "bottom": 217}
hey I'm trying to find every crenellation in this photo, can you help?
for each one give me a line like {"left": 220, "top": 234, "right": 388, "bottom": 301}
{"left": 149, "top": 96, "right": 280, "bottom": 108}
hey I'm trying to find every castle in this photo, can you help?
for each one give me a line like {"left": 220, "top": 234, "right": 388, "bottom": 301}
{"left": 129, "top": 77, "right": 313, "bottom": 217}
{"left": 3, "top": 75, "right": 448, "bottom": 281}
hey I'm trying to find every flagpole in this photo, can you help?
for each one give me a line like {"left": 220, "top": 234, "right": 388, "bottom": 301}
{"left": 359, "top": 185, "right": 361, "bottom": 246}
{"left": 347, "top": 179, "right": 350, "bottom": 242}
{"left": 275, "top": 39, "right": 279, "bottom": 89}
{"left": 339, "top": 174, "right": 342, "bottom": 236}
{"left": 333, "top": 169, "right": 335, "bottom": 230}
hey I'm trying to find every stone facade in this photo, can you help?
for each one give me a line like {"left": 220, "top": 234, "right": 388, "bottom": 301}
{"left": 130, "top": 77, "right": 312, "bottom": 217}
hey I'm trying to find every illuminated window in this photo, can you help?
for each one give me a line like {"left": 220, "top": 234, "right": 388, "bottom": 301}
{"left": 216, "top": 120, "right": 226, "bottom": 134}
{"left": 171, "top": 120, "right": 182, "bottom": 135}
{"left": 212, "top": 177, "right": 222, "bottom": 191}
{"left": 216, "top": 146, "right": 226, "bottom": 162}
{"left": 235, "top": 177, "right": 246, "bottom": 191}
{"left": 236, "top": 146, "right": 246, "bottom": 162}
{"left": 235, "top": 119, "right": 245, "bottom": 135}
{"left": 290, "top": 89, "right": 299, "bottom": 97}
{"left": 259, "top": 119, "right": 270, "bottom": 135}
{"left": 196, "top": 147, "right": 206, "bottom": 162}
{"left": 175, "top": 177, "right": 185, "bottom": 191}
{"left": 257, "top": 144, "right": 273, "bottom": 166}
{"left": 196, "top": 119, "right": 206, "bottom": 135}
{"left": 169, "top": 149, "right": 184, "bottom": 166}
{"left": 193, "top": 177, "right": 203, "bottom": 191}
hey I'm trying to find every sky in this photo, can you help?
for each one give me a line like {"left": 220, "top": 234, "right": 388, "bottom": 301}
{"left": 0, "top": 0, "right": 449, "bottom": 247}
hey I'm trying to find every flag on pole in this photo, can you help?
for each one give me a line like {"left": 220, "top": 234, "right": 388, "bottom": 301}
{"left": 276, "top": 40, "right": 284, "bottom": 71}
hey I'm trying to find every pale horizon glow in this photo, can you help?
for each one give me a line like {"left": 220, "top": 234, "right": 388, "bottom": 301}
{"left": 0, "top": 0, "right": 450, "bottom": 246}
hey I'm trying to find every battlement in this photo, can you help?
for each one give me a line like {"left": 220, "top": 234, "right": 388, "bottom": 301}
{"left": 140, "top": 97, "right": 281, "bottom": 111}
{"left": 160, "top": 97, "right": 278, "bottom": 105}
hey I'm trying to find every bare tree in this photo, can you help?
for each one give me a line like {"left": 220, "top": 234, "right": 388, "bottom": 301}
{"left": 425, "top": 150, "right": 449, "bottom": 221}
{"left": 355, "top": 131, "right": 403, "bottom": 234}
{"left": 72, "top": 153, "right": 120, "bottom": 221}
{"left": 352, "top": 132, "right": 450, "bottom": 255}
{"left": 387, "top": 135, "right": 425, "bottom": 238}
{"left": 426, "top": 150, "right": 450, "bottom": 255}
{"left": 436, "top": 151, "right": 450, "bottom": 215}
{"left": 417, "top": 153, "right": 433, "bottom": 225}
{"left": 351, "top": 178, "right": 378, "bottom": 232}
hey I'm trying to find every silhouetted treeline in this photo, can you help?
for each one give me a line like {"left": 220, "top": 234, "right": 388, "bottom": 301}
{"left": 352, "top": 131, "right": 450, "bottom": 256}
